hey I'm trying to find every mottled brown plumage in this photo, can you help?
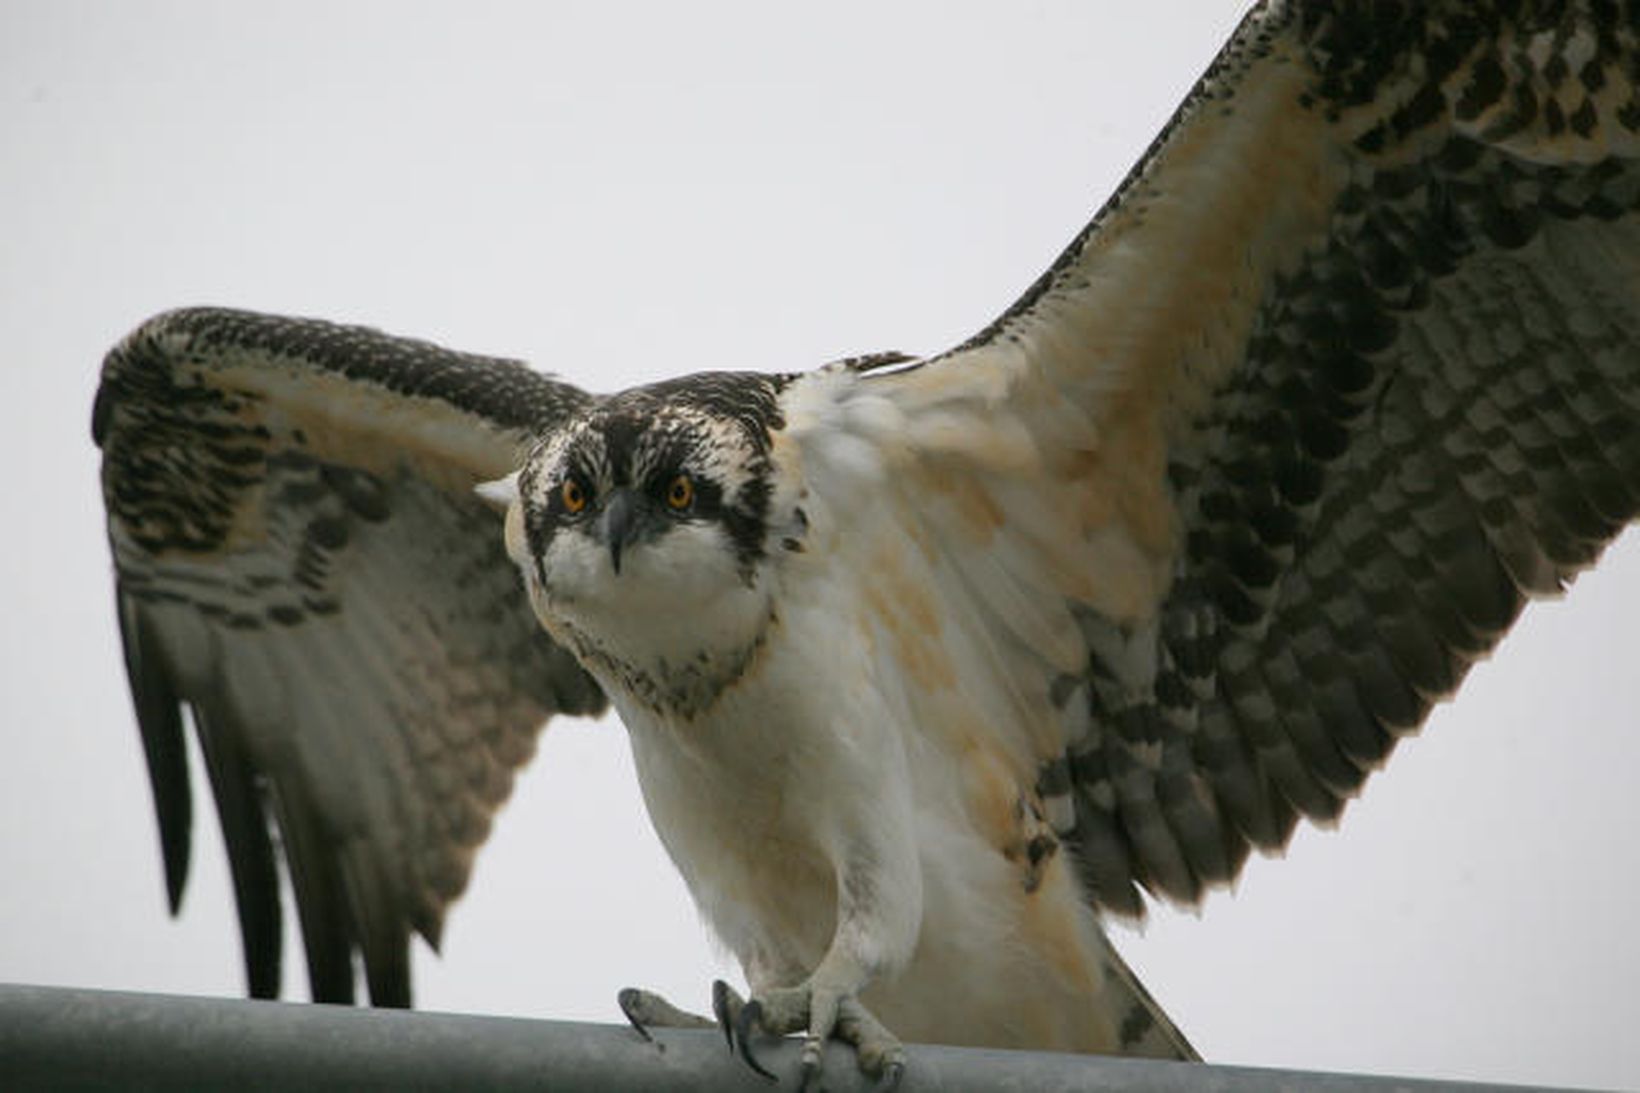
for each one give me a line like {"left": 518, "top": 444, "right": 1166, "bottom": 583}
{"left": 93, "top": 1, "right": 1640, "bottom": 1081}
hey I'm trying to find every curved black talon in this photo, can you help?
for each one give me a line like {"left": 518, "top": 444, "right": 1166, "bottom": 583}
{"left": 711, "top": 979, "right": 737, "bottom": 1052}
{"left": 734, "top": 998, "right": 779, "bottom": 1082}
{"left": 616, "top": 987, "right": 655, "bottom": 1043}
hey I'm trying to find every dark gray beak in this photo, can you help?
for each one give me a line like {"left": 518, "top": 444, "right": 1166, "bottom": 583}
{"left": 600, "top": 489, "right": 639, "bottom": 575}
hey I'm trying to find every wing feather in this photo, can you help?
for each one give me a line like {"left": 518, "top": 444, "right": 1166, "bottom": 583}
{"left": 801, "top": 1, "right": 1640, "bottom": 914}
{"left": 95, "top": 307, "right": 606, "bottom": 1004}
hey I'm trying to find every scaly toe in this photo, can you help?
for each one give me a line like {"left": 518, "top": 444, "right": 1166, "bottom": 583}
{"left": 616, "top": 987, "right": 716, "bottom": 1042}
{"left": 727, "top": 981, "right": 907, "bottom": 1086}
{"left": 836, "top": 996, "right": 907, "bottom": 1084}
{"left": 798, "top": 1037, "right": 825, "bottom": 1092}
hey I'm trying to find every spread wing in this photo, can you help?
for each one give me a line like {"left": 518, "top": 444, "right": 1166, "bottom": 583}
{"left": 94, "top": 307, "right": 606, "bottom": 1004}
{"left": 794, "top": 0, "right": 1640, "bottom": 916}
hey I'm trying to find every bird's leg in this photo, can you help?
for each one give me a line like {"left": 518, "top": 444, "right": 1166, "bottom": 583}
{"left": 718, "top": 846, "right": 918, "bottom": 1089}
{"left": 725, "top": 960, "right": 907, "bottom": 1089}
{"left": 711, "top": 746, "right": 922, "bottom": 1085}
{"left": 710, "top": 779, "right": 922, "bottom": 1086}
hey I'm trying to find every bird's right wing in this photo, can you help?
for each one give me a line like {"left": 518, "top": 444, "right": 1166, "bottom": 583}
{"left": 787, "top": 0, "right": 1640, "bottom": 924}
{"left": 94, "top": 307, "right": 606, "bottom": 1006}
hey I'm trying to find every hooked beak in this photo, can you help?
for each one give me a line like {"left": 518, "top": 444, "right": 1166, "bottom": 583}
{"left": 599, "top": 489, "right": 639, "bottom": 575}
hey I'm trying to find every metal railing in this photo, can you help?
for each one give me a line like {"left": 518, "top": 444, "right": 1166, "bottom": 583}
{"left": 0, "top": 983, "right": 1576, "bottom": 1092}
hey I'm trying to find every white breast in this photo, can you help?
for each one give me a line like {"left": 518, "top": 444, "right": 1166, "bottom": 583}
{"left": 613, "top": 573, "right": 923, "bottom": 987}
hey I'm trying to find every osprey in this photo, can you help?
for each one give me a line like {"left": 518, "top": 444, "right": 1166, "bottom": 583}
{"left": 93, "top": 0, "right": 1640, "bottom": 1083}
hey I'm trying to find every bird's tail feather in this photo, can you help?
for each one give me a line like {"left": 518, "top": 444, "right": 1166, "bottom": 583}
{"left": 1102, "top": 942, "right": 1200, "bottom": 1061}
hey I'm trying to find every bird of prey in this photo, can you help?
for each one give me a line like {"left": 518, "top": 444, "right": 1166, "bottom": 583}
{"left": 93, "top": 0, "right": 1640, "bottom": 1083}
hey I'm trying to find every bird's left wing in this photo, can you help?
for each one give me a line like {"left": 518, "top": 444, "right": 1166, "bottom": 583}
{"left": 94, "top": 307, "right": 606, "bottom": 1004}
{"left": 787, "top": 0, "right": 1640, "bottom": 918}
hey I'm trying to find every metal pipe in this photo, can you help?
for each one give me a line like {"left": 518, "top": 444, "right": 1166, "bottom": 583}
{"left": 0, "top": 983, "right": 1569, "bottom": 1092}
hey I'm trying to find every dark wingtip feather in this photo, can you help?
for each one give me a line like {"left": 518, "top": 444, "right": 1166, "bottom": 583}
{"left": 269, "top": 778, "right": 361, "bottom": 1005}
{"left": 192, "top": 702, "right": 283, "bottom": 999}
{"left": 115, "top": 590, "right": 191, "bottom": 915}
{"left": 344, "top": 845, "right": 414, "bottom": 1008}
{"left": 362, "top": 932, "right": 413, "bottom": 1009}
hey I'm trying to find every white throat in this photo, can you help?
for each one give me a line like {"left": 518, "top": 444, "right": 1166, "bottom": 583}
{"left": 524, "top": 516, "right": 775, "bottom": 719}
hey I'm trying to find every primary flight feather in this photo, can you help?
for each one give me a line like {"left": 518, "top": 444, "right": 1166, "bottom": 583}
{"left": 94, "top": 0, "right": 1640, "bottom": 1081}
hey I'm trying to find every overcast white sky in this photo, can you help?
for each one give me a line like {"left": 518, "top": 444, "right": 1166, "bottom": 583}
{"left": 2, "top": 3, "right": 1637, "bottom": 1089}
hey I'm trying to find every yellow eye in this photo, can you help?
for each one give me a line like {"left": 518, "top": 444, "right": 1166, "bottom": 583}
{"left": 666, "top": 474, "right": 694, "bottom": 511}
{"left": 561, "top": 478, "right": 587, "bottom": 514}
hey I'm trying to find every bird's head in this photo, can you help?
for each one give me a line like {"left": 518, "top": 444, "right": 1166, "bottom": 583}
{"left": 487, "top": 373, "right": 794, "bottom": 715}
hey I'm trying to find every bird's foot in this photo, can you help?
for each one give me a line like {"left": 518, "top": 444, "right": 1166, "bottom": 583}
{"left": 616, "top": 986, "right": 716, "bottom": 1043}
{"left": 713, "top": 977, "right": 906, "bottom": 1090}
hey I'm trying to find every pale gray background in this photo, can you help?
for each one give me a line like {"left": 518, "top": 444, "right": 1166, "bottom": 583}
{"left": 3, "top": 3, "right": 1637, "bottom": 1089}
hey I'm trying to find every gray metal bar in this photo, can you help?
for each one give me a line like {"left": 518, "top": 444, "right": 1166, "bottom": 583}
{"left": 0, "top": 982, "right": 1579, "bottom": 1092}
